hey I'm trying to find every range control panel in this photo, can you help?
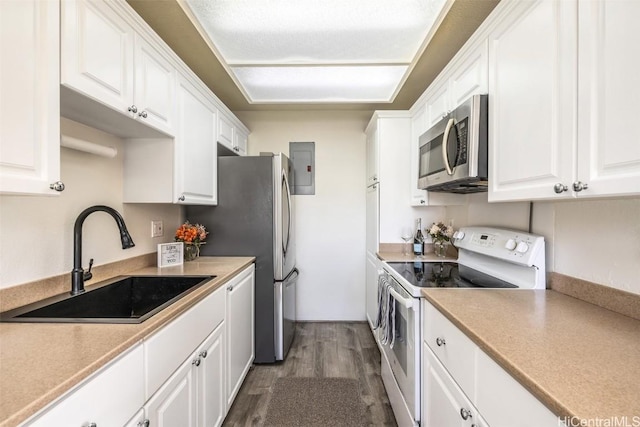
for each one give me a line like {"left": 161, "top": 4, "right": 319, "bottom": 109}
{"left": 453, "top": 226, "right": 545, "bottom": 267}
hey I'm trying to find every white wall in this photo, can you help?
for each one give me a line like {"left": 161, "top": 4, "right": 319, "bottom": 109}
{"left": 445, "top": 194, "right": 640, "bottom": 295}
{"left": 0, "top": 118, "right": 181, "bottom": 289}
{"left": 237, "top": 110, "right": 369, "bottom": 321}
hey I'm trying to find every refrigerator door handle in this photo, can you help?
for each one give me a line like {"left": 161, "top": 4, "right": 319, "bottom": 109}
{"left": 281, "top": 168, "right": 293, "bottom": 258}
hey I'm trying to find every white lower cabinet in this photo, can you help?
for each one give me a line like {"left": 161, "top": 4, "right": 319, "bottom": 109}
{"left": 26, "top": 345, "right": 144, "bottom": 427}
{"left": 225, "top": 265, "right": 255, "bottom": 408}
{"left": 421, "top": 300, "right": 558, "bottom": 427}
{"left": 422, "top": 345, "right": 488, "bottom": 427}
{"left": 365, "top": 252, "right": 380, "bottom": 330}
{"left": 22, "top": 265, "right": 255, "bottom": 427}
{"left": 145, "top": 322, "right": 225, "bottom": 427}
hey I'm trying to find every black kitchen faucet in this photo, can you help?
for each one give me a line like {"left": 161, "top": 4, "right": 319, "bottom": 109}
{"left": 71, "top": 205, "right": 135, "bottom": 295}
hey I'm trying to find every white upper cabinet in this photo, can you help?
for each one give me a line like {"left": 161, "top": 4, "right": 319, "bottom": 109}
{"left": 488, "top": 0, "right": 640, "bottom": 201}
{"left": 0, "top": 0, "right": 61, "bottom": 195}
{"left": 134, "top": 35, "right": 176, "bottom": 135}
{"left": 576, "top": 0, "right": 640, "bottom": 198}
{"left": 61, "top": 0, "right": 175, "bottom": 136}
{"left": 175, "top": 76, "right": 218, "bottom": 205}
{"left": 487, "top": 0, "right": 577, "bottom": 202}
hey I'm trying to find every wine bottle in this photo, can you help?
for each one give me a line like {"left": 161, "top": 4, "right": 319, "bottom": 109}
{"left": 413, "top": 218, "right": 424, "bottom": 256}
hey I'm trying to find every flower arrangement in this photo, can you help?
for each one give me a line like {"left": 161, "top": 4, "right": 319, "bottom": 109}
{"left": 426, "top": 221, "right": 454, "bottom": 244}
{"left": 175, "top": 221, "right": 208, "bottom": 261}
{"left": 175, "top": 221, "right": 208, "bottom": 244}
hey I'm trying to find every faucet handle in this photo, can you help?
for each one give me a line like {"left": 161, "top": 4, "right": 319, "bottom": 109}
{"left": 83, "top": 258, "right": 94, "bottom": 281}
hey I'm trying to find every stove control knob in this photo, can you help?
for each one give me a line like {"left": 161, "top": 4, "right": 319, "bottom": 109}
{"left": 453, "top": 231, "right": 465, "bottom": 240}
{"left": 516, "top": 241, "right": 529, "bottom": 253}
{"left": 504, "top": 239, "right": 517, "bottom": 251}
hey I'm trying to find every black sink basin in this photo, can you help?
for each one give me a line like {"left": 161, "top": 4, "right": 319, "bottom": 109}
{"left": 0, "top": 275, "right": 214, "bottom": 324}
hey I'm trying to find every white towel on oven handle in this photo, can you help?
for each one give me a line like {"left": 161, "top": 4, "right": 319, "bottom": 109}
{"left": 374, "top": 274, "right": 396, "bottom": 348}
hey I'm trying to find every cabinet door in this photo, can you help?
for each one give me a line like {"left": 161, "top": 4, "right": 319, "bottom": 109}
{"left": 365, "top": 253, "right": 380, "bottom": 330}
{"left": 61, "top": 0, "right": 134, "bottom": 114}
{"left": 28, "top": 345, "right": 144, "bottom": 427}
{"left": 365, "top": 183, "right": 379, "bottom": 254}
{"left": 410, "top": 106, "right": 429, "bottom": 206}
{"left": 234, "top": 129, "right": 248, "bottom": 156}
{"left": 134, "top": 35, "right": 176, "bottom": 135}
{"left": 475, "top": 350, "right": 558, "bottom": 427}
{"left": 0, "top": 0, "right": 60, "bottom": 195}
{"left": 488, "top": 0, "right": 577, "bottom": 202}
{"left": 218, "top": 113, "right": 234, "bottom": 151}
{"left": 146, "top": 356, "right": 197, "bottom": 427}
{"left": 198, "top": 323, "right": 226, "bottom": 427}
{"left": 425, "top": 80, "right": 450, "bottom": 129}
{"left": 226, "top": 267, "right": 255, "bottom": 408}
{"left": 449, "top": 40, "right": 488, "bottom": 108}
{"left": 422, "top": 345, "right": 488, "bottom": 427}
{"left": 176, "top": 75, "right": 218, "bottom": 205}
{"left": 577, "top": 0, "right": 640, "bottom": 198}
{"left": 366, "top": 125, "right": 379, "bottom": 186}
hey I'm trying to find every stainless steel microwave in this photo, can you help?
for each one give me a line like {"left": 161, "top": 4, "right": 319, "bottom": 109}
{"left": 418, "top": 94, "right": 488, "bottom": 193}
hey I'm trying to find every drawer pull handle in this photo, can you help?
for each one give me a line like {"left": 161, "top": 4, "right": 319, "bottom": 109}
{"left": 436, "top": 337, "right": 446, "bottom": 347}
{"left": 460, "top": 408, "right": 472, "bottom": 420}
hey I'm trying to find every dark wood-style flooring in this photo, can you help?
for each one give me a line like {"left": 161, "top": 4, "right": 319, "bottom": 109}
{"left": 222, "top": 322, "right": 398, "bottom": 426}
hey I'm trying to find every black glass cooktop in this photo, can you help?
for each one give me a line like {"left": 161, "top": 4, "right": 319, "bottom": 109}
{"left": 386, "top": 262, "right": 518, "bottom": 289}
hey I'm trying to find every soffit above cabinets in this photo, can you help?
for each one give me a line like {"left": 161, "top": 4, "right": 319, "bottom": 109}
{"left": 126, "top": 0, "right": 501, "bottom": 111}
{"left": 180, "top": 0, "right": 451, "bottom": 104}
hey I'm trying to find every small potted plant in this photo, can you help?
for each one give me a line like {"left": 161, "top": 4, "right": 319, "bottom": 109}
{"left": 175, "top": 221, "right": 208, "bottom": 261}
{"left": 426, "top": 221, "right": 454, "bottom": 257}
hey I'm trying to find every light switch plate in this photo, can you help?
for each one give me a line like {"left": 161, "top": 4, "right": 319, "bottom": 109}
{"left": 151, "top": 220, "right": 164, "bottom": 237}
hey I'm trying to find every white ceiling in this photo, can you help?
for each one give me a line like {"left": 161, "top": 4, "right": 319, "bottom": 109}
{"left": 181, "top": 0, "right": 452, "bottom": 104}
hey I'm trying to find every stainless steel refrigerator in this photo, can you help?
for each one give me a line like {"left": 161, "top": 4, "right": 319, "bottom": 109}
{"left": 185, "top": 153, "right": 298, "bottom": 363}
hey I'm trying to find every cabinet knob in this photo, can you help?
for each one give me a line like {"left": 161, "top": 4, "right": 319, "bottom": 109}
{"left": 420, "top": 199, "right": 426, "bottom": 204}
{"left": 178, "top": 195, "right": 185, "bottom": 202}
{"left": 234, "top": 146, "right": 239, "bottom": 152}
{"left": 49, "top": 181, "right": 65, "bottom": 192}
{"left": 192, "top": 357, "right": 201, "bottom": 367}
{"left": 436, "top": 337, "right": 446, "bottom": 347}
{"left": 137, "top": 420, "right": 150, "bottom": 427}
{"left": 199, "top": 350, "right": 208, "bottom": 359}
{"left": 84, "top": 423, "right": 97, "bottom": 427}
{"left": 553, "top": 183, "right": 568, "bottom": 194}
{"left": 572, "top": 181, "right": 589, "bottom": 192}
{"left": 127, "top": 105, "right": 138, "bottom": 114}
{"left": 460, "top": 408, "right": 473, "bottom": 420}
{"left": 138, "top": 111, "right": 148, "bottom": 119}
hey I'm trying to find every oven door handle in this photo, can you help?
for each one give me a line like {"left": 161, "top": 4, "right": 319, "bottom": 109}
{"left": 442, "top": 117, "right": 455, "bottom": 176}
{"left": 388, "top": 286, "right": 414, "bottom": 309}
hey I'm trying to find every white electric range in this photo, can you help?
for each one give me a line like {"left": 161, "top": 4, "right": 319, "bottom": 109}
{"left": 376, "top": 226, "right": 546, "bottom": 427}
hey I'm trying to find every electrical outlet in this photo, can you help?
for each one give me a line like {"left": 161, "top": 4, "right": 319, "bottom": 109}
{"left": 151, "top": 220, "right": 164, "bottom": 238}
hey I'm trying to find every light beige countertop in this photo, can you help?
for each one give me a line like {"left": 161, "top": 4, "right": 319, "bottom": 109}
{"left": 422, "top": 289, "right": 640, "bottom": 421}
{"left": 0, "top": 256, "right": 254, "bottom": 427}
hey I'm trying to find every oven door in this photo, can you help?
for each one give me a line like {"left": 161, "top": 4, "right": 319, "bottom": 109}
{"left": 380, "top": 274, "right": 420, "bottom": 422}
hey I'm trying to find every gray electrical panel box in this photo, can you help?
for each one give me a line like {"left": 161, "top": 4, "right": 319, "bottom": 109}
{"left": 289, "top": 142, "right": 315, "bottom": 195}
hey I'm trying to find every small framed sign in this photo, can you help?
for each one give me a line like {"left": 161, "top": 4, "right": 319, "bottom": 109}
{"left": 157, "top": 242, "right": 184, "bottom": 268}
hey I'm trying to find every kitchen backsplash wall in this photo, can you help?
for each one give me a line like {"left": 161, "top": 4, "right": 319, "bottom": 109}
{"left": 0, "top": 118, "right": 181, "bottom": 290}
{"left": 446, "top": 194, "right": 640, "bottom": 296}
{"left": 236, "top": 110, "right": 369, "bottom": 321}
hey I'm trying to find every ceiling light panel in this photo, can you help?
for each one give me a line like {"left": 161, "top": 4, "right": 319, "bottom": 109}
{"left": 184, "top": 0, "right": 449, "bottom": 64}
{"left": 231, "top": 65, "right": 409, "bottom": 102}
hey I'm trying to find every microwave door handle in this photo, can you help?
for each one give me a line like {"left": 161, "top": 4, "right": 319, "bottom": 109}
{"left": 442, "top": 118, "right": 455, "bottom": 176}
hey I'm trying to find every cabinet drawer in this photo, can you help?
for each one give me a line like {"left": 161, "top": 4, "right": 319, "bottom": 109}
{"left": 145, "top": 284, "right": 225, "bottom": 398}
{"left": 423, "top": 300, "right": 478, "bottom": 395}
{"left": 27, "top": 344, "right": 144, "bottom": 427}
